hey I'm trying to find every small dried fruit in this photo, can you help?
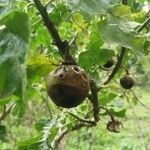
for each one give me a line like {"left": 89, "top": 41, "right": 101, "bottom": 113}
{"left": 46, "top": 65, "right": 90, "bottom": 108}
{"left": 107, "top": 119, "right": 122, "bottom": 133}
{"left": 120, "top": 75, "right": 134, "bottom": 89}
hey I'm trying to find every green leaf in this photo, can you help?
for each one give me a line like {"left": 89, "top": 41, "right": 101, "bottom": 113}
{"left": 34, "top": 119, "right": 51, "bottom": 132}
{"left": 0, "top": 125, "right": 8, "bottom": 142}
{"left": 101, "top": 108, "right": 126, "bottom": 118}
{"left": 0, "top": 11, "right": 30, "bottom": 117}
{"left": 17, "top": 136, "right": 42, "bottom": 150}
{"left": 0, "top": 10, "right": 30, "bottom": 43}
{"left": 0, "top": 97, "right": 11, "bottom": 106}
{"left": 66, "top": 0, "right": 120, "bottom": 15}
{"left": 111, "top": 4, "right": 132, "bottom": 20}
{"left": 98, "top": 17, "right": 144, "bottom": 53}
{"left": 100, "top": 91, "right": 118, "bottom": 106}
{"left": 78, "top": 48, "right": 114, "bottom": 70}
{"left": 109, "top": 108, "right": 126, "bottom": 118}
{"left": 30, "top": 23, "right": 51, "bottom": 50}
{"left": 48, "top": 3, "right": 68, "bottom": 25}
{"left": 40, "top": 119, "right": 58, "bottom": 149}
{"left": 27, "top": 54, "right": 55, "bottom": 80}
{"left": 87, "top": 21, "right": 103, "bottom": 51}
{"left": 71, "top": 12, "right": 88, "bottom": 32}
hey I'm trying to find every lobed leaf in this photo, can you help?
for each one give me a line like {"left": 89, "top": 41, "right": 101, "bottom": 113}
{"left": 0, "top": 10, "right": 30, "bottom": 117}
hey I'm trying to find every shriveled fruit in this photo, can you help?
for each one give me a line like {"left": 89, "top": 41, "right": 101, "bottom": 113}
{"left": 46, "top": 65, "right": 90, "bottom": 108}
{"left": 120, "top": 75, "right": 134, "bottom": 89}
{"left": 103, "top": 59, "right": 115, "bottom": 68}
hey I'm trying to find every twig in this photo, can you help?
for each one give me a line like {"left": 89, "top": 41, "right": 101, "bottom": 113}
{"left": 68, "top": 112, "right": 96, "bottom": 125}
{"left": 52, "top": 122, "right": 93, "bottom": 149}
{"left": 100, "top": 106, "right": 114, "bottom": 120}
{"left": 121, "top": 65, "right": 130, "bottom": 75}
{"left": 33, "top": 0, "right": 76, "bottom": 65}
{"left": 51, "top": 128, "right": 67, "bottom": 149}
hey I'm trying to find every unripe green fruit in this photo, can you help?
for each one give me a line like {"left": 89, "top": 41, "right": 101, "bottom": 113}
{"left": 120, "top": 75, "right": 134, "bottom": 89}
{"left": 46, "top": 65, "right": 90, "bottom": 108}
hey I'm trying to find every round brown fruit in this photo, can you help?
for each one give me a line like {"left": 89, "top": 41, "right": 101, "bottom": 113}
{"left": 46, "top": 65, "right": 90, "bottom": 108}
{"left": 103, "top": 59, "right": 115, "bottom": 68}
{"left": 120, "top": 75, "right": 134, "bottom": 89}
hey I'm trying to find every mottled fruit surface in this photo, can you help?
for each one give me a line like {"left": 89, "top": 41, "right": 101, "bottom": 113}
{"left": 46, "top": 65, "right": 90, "bottom": 108}
{"left": 120, "top": 75, "right": 134, "bottom": 89}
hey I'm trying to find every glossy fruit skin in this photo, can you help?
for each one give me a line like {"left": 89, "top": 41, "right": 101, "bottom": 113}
{"left": 103, "top": 59, "right": 115, "bottom": 68}
{"left": 46, "top": 65, "right": 90, "bottom": 108}
{"left": 120, "top": 75, "right": 134, "bottom": 89}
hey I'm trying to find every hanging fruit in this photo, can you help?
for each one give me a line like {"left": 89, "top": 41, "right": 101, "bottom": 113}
{"left": 46, "top": 65, "right": 90, "bottom": 108}
{"left": 120, "top": 75, "right": 134, "bottom": 89}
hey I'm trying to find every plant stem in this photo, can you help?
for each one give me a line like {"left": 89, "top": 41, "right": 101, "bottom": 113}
{"left": 33, "top": 0, "right": 76, "bottom": 64}
{"left": 103, "top": 0, "right": 150, "bottom": 85}
{"left": 89, "top": 80, "right": 100, "bottom": 122}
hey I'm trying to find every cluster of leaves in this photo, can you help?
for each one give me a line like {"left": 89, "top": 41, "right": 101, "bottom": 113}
{"left": 0, "top": 0, "right": 149, "bottom": 149}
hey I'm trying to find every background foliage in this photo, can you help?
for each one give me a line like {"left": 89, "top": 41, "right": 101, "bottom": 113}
{"left": 0, "top": 0, "right": 150, "bottom": 149}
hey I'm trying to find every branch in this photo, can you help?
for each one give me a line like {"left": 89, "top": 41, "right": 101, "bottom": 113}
{"left": 68, "top": 112, "right": 96, "bottom": 125}
{"left": 103, "top": 0, "right": 128, "bottom": 85}
{"left": 100, "top": 106, "right": 114, "bottom": 120}
{"left": 33, "top": 0, "right": 76, "bottom": 65}
{"left": 51, "top": 128, "right": 67, "bottom": 149}
{"left": 52, "top": 122, "right": 93, "bottom": 149}
{"left": 103, "top": 0, "right": 150, "bottom": 85}
{"left": 103, "top": 3, "right": 150, "bottom": 85}
{"left": 89, "top": 80, "right": 100, "bottom": 122}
